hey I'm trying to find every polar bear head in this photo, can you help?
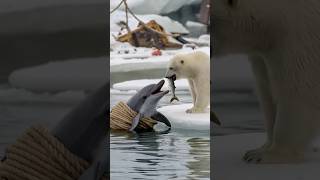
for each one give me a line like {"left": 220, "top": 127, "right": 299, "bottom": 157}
{"left": 165, "top": 51, "right": 209, "bottom": 79}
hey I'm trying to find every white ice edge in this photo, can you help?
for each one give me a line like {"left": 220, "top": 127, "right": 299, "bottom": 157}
{"left": 110, "top": 0, "right": 201, "bottom": 15}
{"left": 157, "top": 104, "right": 209, "bottom": 131}
{"left": 110, "top": 10, "right": 189, "bottom": 34}
{"left": 112, "top": 79, "right": 189, "bottom": 91}
{"left": 110, "top": 47, "right": 210, "bottom": 72}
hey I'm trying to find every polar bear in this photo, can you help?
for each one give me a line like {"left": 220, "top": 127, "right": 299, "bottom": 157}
{"left": 165, "top": 51, "right": 210, "bottom": 113}
{"left": 213, "top": 0, "right": 320, "bottom": 163}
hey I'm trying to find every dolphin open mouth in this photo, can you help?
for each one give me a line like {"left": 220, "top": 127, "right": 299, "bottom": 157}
{"left": 151, "top": 80, "right": 165, "bottom": 95}
{"left": 158, "top": 90, "right": 169, "bottom": 96}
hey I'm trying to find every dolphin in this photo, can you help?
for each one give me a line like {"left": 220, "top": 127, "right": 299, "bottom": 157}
{"left": 52, "top": 83, "right": 108, "bottom": 163}
{"left": 127, "top": 80, "right": 171, "bottom": 130}
{"left": 51, "top": 83, "right": 109, "bottom": 179}
{"left": 130, "top": 90, "right": 170, "bottom": 131}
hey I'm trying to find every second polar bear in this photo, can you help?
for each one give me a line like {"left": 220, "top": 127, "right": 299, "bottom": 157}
{"left": 165, "top": 51, "right": 210, "bottom": 113}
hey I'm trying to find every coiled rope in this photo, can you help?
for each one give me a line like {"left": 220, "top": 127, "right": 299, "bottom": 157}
{"left": 0, "top": 102, "right": 156, "bottom": 179}
{"left": 110, "top": 101, "right": 157, "bottom": 130}
{"left": 0, "top": 126, "right": 98, "bottom": 180}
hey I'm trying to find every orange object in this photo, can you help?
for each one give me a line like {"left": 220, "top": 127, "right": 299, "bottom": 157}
{"left": 152, "top": 49, "right": 162, "bottom": 56}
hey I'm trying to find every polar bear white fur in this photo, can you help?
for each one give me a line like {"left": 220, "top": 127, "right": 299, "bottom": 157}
{"left": 165, "top": 51, "right": 210, "bottom": 113}
{"left": 213, "top": 0, "right": 320, "bottom": 163}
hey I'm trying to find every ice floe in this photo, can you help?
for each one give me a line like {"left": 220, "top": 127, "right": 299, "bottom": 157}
{"left": 157, "top": 103, "right": 209, "bottom": 131}
{"left": 110, "top": 10, "right": 189, "bottom": 34}
{"left": 110, "top": 0, "right": 201, "bottom": 15}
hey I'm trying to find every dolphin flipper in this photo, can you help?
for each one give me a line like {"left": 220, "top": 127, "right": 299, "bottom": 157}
{"left": 151, "top": 112, "right": 171, "bottom": 128}
{"left": 130, "top": 113, "right": 142, "bottom": 131}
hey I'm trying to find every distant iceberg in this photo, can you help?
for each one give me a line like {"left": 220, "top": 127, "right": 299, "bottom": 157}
{"left": 110, "top": 0, "right": 201, "bottom": 15}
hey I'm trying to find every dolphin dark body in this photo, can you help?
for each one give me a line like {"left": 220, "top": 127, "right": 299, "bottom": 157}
{"left": 52, "top": 83, "right": 109, "bottom": 179}
{"left": 127, "top": 80, "right": 171, "bottom": 130}
{"left": 51, "top": 80, "right": 170, "bottom": 179}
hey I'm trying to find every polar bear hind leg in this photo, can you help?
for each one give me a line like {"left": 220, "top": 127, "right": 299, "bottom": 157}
{"left": 186, "top": 78, "right": 209, "bottom": 113}
{"left": 244, "top": 56, "right": 277, "bottom": 160}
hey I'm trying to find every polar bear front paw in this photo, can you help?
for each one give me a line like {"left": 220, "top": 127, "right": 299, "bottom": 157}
{"left": 186, "top": 107, "right": 205, "bottom": 113}
{"left": 243, "top": 147, "right": 303, "bottom": 164}
{"left": 243, "top": 142, "right": 272, "bottom": 161}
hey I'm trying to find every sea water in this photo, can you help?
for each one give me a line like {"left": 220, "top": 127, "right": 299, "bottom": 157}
{"left": 110, "top": 91, "right": 264, "bottom": 179}
{"left": 110, "top": 93, "right": 210, "bottom": 180}
{"left": 0, "top": 83, "right": 264, "bottom": 180}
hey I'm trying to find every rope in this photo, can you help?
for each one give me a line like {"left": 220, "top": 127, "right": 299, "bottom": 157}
{"left": 110, "top": 102, "right": 157, "bottom": 130}
{"left": 0, "top": 126, "right": 107, "bottom": 180}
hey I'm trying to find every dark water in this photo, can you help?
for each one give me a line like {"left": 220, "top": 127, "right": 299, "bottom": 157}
{"left": 0, "top": 81, "right": 263, "bottom": 180}
{"left": 111, "top": 130, "right": 210, "bottom": 180}
{"left": 110, "top": 93, "right": 210, "bottom": 179}
{"left": 110, "top": 91, "right": 264, "bottom": 179}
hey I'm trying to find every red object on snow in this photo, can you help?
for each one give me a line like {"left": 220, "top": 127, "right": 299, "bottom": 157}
{"left": 152, "top": 49, "right": 162, "bottom": 56}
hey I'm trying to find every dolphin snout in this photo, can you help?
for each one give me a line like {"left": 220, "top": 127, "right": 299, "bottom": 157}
{"left": 151, "top": 80, "right": 165, "bottom": 94}
{"left": 159, "top": 90, "right": 169, "bottom": 96}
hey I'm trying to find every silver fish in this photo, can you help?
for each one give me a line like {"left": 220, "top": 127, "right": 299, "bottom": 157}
{"left": 167, "top": 76, "right": 179, "bottom": 103}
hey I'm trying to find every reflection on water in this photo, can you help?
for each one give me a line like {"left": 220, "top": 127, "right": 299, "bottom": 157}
{"left": 110, "top": 90, "right": 264, "bottom": 179}
{"left": 110, "top": 93, "right": 210, "bottom": 179}
{"left": 110, "top": 130, "right": 210, "bottom": 180}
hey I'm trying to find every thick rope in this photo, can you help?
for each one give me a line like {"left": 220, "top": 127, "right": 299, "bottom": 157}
{"left": 0, "top": 126, "right": 107, "bottom": 180}
{"left": 110, "top": 102, "right": 157, "bottom": 130}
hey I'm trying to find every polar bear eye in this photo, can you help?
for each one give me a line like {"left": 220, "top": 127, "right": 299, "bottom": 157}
{"left": 180, "top": 60, "right": 184, "bottom": 64}
{"left": 169, "top": 67, "right": 174, "bottom": 70}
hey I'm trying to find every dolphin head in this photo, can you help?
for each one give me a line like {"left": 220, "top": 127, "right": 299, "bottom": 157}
{"left": 127, "top": 80, "right": 165, "bottom": 112}
{"left": 140, "top": 90, "right": 169, "bottom": 117}
{"left": 130, "top": 90, "right": 169, "bottom": 131}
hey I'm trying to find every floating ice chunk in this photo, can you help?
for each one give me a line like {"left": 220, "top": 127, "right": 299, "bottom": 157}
{"left": 110, "top": 0, "right": 201, "bottom": 15}
{"left": 110, "top": 10, "right": 189, "bottom": 34}
{"left": 157, "top": 104, "right": 209, "bottom": 131}
{"left": 185, "top": 21, "right": 207, "bottom": 37}
{"left": 112, "top": 79, "right": 189, "bottom": 92}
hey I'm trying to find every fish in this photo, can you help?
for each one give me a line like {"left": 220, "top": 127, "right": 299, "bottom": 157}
{"left": 166, "top": 75, "right": 179, "bottom": 103}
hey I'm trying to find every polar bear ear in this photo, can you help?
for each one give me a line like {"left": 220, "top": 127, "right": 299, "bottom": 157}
{"left": 227, "top": 0, "right": 239, "bottom": 7}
